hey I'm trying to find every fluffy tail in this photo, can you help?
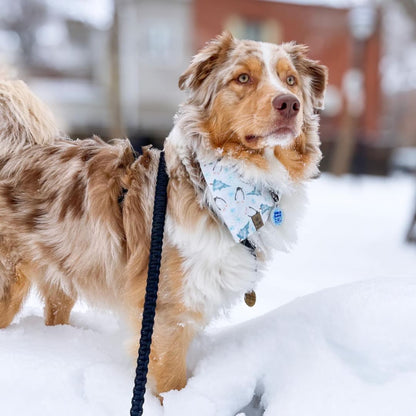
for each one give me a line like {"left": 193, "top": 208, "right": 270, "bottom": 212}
{"left": 0, "top": 71, "right": 60, "bottom": 157}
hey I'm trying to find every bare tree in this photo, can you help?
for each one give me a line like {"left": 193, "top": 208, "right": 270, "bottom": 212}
{"left": 108, "top": 1, "right": 126, "bottom": 139}
{"left": 0, "top": 0, "right": 48, "bottom": 68}
{"left": 396, "top": 0, "right": 416, "bottom": 23}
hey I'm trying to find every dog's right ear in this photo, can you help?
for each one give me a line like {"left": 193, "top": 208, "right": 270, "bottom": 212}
{"left": 179, "top": 31, "right": 235, "bottom": 91}
{"left": 286, "top": 43, "right": 328, "bottom": 111}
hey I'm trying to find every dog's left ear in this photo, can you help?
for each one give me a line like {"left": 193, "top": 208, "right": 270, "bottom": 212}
{"left": 286, "top": 43, "right": 328, "bottom": 110}
{"left": 179, "top": 31, "right": 235, "bottom": 92}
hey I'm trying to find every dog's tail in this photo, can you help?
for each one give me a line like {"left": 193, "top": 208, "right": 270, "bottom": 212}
{"left": 0, "top": 69, "right": 60, "bottom": 157}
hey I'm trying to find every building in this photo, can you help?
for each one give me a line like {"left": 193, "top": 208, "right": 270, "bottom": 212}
{"left": 0, "top": 0, "right": 192, "bottom": 143}
{"left": 192, "top": 0, "right": 383, "bottom": 173}
{"left": 2, "top": 0, "right": 398, "bottom": 173}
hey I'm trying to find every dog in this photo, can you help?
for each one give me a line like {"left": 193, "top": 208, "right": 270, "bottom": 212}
{"left": 0, "top": 72, "right": 60, "bottom": 157}
{"left": 0, "top": 32, "right": 327, "bottom": 395}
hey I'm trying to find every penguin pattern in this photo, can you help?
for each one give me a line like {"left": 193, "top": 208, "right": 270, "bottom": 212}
{"left": 200, "top": 158, "right": 283, "bottom": 242}
{"left": 212, "top": 159, "right": 223, "bottom": 175}
{"left": 214, "top": 197, "right": 227, "bottom": 211}
{"left": 235, "top": 187, "right": 245, "bottom": 203}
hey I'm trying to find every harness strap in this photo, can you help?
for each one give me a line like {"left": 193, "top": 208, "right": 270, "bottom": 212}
{"left": 241, "top": 238, "right": 256, "bottom": 253}
{"left": 119, "top": 145, "right": 143, "bottom": 205}
{"left": 130, "top": 150, "right": 169, "bottom": 416}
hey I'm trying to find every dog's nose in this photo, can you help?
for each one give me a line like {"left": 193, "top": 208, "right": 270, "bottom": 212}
{"left": 272, "top": 94, "right": 300, "bottom": 118}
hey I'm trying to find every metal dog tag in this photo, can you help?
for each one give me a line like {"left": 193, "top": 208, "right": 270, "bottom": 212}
{"left": 251, "top": 212, "right": 264, "bottom": 230}
{"left": 244, "top": 290, "right": 256, "bottom": 307}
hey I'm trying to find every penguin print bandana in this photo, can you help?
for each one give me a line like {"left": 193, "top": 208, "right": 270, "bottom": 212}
{"left": 200, "top": 159, "right": 283, "bottom": 243}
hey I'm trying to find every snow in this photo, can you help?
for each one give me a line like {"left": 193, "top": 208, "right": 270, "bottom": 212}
{"left": 0, "top": 174, "right": 415, "bottom": 415}
{"left": 166, "top": 277, "right": 416, "bottom": 416}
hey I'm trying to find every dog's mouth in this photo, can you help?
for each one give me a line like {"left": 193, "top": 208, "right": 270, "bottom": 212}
{"left": 245, "top": 127, "right": 297, "bottom": 148}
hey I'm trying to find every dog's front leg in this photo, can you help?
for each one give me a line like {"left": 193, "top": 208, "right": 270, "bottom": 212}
{"left": 147, "top": 309, "right": 196, "bottom": 395}
{"left": 40, "top": 283, "right": 77, "bottom": 326}
{"left": 125, "top": 246, "right": 199, "bottom": 395}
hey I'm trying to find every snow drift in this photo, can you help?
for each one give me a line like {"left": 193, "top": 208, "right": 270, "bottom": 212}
{"left": 0, "top": 175, "right": 415, "bottom": 415}
{"left": 1, "top": 277, "right": 416, "bottom": 416}
{"left": 163, "top": 277, "right": 416, "bottom": 416}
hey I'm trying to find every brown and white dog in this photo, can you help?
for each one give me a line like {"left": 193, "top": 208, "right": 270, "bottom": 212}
{"left": 0, "top": 32, "right": 327, "bottom": 395}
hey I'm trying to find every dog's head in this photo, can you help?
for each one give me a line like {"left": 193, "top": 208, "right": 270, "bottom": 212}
{"left": 179, "top": 32, "right": 328, "bottom": 180}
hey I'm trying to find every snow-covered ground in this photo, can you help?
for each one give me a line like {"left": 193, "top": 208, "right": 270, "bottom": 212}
{"left": 0, "top": 174, "right": 415, "bottom": 416}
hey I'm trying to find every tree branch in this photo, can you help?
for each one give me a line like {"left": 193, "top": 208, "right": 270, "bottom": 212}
{"left": 396, "top": 0, "right": 416, "bottom": 23}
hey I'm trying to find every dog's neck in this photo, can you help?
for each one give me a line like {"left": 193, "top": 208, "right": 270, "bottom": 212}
{"left": 165, "top": 123, "right": 293, "bottom": 244}
{"left": 165, "top": 122, "right": 294, "bottom": 195}
{"left": 199, "top": 158, "right": 282, "bottom": 243}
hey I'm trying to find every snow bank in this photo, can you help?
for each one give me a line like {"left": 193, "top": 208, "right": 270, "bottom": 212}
{"left": 163, "top": 277, "right": 416, "bottom": 416}
{"left": 0, "top": 310, "right": 133, "bottom": 416}
{"left": 0, "top": 174, "right": 415, "bottom": 415}
{"left": 0, "top": 278, "right": 416, "bottom": 416}
{"left": 3, "top": 277, "right": 416, "bottom": 416}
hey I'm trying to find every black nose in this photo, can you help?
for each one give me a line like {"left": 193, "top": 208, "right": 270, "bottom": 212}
{"left": 272, "top": 94, "right": 300, "bottom": 118}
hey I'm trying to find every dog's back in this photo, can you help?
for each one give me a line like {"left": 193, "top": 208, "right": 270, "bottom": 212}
{"left": 0, "top": 72, "right": 60, "bottom": 156}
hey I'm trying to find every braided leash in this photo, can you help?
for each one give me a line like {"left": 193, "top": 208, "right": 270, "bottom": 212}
{"left": 130, "top": 151, "right": 169, "bottom": 416}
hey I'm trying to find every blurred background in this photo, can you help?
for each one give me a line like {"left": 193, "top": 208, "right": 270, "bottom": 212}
{"left": 0, "top": 0, "right": 415, "bottom": 241}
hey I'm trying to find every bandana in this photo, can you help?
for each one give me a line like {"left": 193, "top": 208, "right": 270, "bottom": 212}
{"left": 200, "top": 158, "right": 283, "bottom": 243}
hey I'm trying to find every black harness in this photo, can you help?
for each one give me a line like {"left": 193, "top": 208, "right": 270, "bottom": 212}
{"left": 118, "top": 145, "right": 142, "bottom": 205}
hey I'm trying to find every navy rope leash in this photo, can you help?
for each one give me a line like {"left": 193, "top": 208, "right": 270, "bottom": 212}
{"left": 130, "top": 151, "right": 169, "bottom": 416}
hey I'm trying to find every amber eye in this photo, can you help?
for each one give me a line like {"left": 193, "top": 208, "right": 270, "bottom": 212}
{"left": 286, "top": 75, "right": 296, "bottom": 86}
{"left": 237, "top": 73, "right": 251, "bottom": 84}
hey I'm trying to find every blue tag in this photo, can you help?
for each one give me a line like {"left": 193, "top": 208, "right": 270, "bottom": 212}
{"left": 271, "top": 207, "right": 283, "bottom": 225}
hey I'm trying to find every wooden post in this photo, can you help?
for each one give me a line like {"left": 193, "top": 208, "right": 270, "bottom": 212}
{"left": 406, "top": 206, "right": 416, "bottom": 243}
{"left": 330, "top": 41, "right": 365, "bottom": 176}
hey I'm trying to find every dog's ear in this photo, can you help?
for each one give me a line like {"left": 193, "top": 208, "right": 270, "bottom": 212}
{"left": 286, "top": 43, "right": 328, "bottom": 110}
{"left": 179, "top": 31, "right": 235, "bottom": 91}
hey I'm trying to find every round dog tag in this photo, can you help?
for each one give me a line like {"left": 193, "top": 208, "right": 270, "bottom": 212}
{"left": 244, "top": 290, "right": 256, "bottom": 307}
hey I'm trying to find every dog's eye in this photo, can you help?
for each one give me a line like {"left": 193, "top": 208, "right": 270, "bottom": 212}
{"left": 286, "top": 75, "right": 296, "bottom": 86}
{"left": 237, "top": 73, "right": 251, "bottom": 84}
